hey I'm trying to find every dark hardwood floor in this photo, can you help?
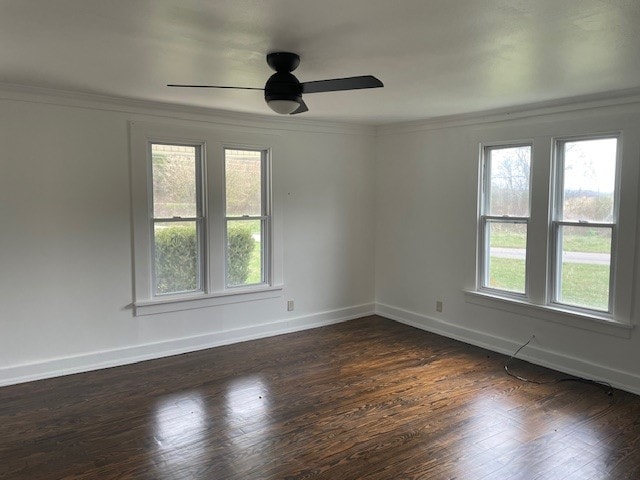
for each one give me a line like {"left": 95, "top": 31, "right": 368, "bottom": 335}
{"left": 1, "top": 316, "right": 639, "bottom": 479}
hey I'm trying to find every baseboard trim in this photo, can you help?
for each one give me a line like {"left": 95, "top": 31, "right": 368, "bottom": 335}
{"left": 6, "top": 302, "right": 638, "bottom": 397}
{"left": 0, "top": 303, "right": 374, "bottom": 387}
{"left": 375, "top": 302, "right": 640, "bottom": 396}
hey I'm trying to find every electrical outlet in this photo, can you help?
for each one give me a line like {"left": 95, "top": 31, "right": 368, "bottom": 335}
{"left": 287, "top": 300, "right": 294, "bottom": 311}
{"left": 436, "top": 301, "right": 443, "bottom": 312}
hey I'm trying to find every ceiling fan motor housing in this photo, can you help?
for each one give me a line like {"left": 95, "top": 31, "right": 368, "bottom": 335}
{"left": 266, "top": 52, "right": 300, "bottom": 73}
{"left": 264, "top": 71, "right": 302, "bottom": 104}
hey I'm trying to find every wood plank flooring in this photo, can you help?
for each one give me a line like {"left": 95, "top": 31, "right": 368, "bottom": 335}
{"left": 1, "top": 316, "right": 639, "bottom": 479}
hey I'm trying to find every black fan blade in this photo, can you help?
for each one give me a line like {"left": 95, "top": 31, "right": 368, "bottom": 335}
{"left": 291, "top": 99, "right": 308, "bottom": 115}
{"left": 167, "top": 84, "right": 263, "bottom": 90}
{"left": 301, "top": 75, "right": 383, "bottom": 94}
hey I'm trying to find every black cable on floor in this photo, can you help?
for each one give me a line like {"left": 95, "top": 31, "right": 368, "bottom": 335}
{"left": 504, "top": 335, "right": 613, "bottom": 396}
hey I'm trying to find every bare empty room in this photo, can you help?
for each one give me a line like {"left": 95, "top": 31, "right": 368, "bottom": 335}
{"left": 1, "top": 1, "right": 640, "bottom": 479}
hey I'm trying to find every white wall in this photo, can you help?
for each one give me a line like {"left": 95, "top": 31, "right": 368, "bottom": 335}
{"left": 374, "top": 100, "right": 640, "bottom": 394}
{"left": 3, "top": 87, "right": 640, "bottom": 396}
{"left": 0, "top": 91, "right": 376, "bottom": 384}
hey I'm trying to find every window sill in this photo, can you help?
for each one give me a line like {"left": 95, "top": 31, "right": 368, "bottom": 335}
{"left": 464, "top": 290, "right": 633, "bottom": 338}
{"left": 134, "top": 285, "right": 284, "bottom": 316}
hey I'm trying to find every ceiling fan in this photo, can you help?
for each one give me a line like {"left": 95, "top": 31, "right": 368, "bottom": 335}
{"left": 167, "top": 52, "right": 384, "bottom": 115}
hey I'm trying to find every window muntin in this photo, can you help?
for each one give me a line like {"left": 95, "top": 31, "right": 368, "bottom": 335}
{"left": 480, "top": 144, "right": 532, "bottom": 295}
{"left": 224, "top": 148, "right": 269, "bottom": 288}
{"left": 551, "top": 136, "right": 618, "bottom": 313}
{"left": 150, "top": 143, "right": 204, "bottom": 296}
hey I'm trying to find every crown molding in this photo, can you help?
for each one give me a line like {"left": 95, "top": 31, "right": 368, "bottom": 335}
{"left": 0, "top": 82, "right": 376, "bottom": 137}
{"left": 376, "top": 88, "right": 640, "bottom": 136}
{"left": 3, "top": 82, "right": 640, "bottom": 137}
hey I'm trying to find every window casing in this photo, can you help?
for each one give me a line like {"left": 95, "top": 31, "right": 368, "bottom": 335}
{"left": 130, "top": 122, "right": 283, "bottom": 316}
{"left": 475, "top": 133, "right": 627, "bottom": 325}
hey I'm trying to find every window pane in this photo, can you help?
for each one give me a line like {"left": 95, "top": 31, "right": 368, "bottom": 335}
{"left": 560, "top": 138, "right": 617, "bottom": 222}
{"left": 226, "top": 219, "right": 262, "bottom": 287}
{"left": 225, "top": 149, "right": 262, "bottom": 216}
{"left": 486, "top": 222, "right": 527, "bottom": 293}
{"left": 154, "top": 221, "right": 200, "bottom": 295}
{"left": 556, "top": 226, "right": 611, "bottom": 311}
{"left": 487, "top": 145, "right": 531, "bottom": 217}
{"left": 152, "top": 144, "right": 198, "bottom": 218}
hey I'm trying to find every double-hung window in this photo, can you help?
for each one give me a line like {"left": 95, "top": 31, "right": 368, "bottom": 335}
{"left": 224, "top": 148, "right": 269, "bottom": 288}
{"left": 151, "top": 143, "right": 205, "bottom": 296}
{"left": 475, "top": 133, "right": 628, "bottom": 326}
{"left": 131, "top": 122, "right": 282, "bottom": 315}
{"left": 479, "top": 144, "right": 532, "bottom": 296}
{"left": 551, "top": 136, "right": 618, "bottom": 313}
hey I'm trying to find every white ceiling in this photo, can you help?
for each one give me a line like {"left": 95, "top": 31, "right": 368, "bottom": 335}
{"left": 1, "top": 0, "right": 640, "bottom": 125}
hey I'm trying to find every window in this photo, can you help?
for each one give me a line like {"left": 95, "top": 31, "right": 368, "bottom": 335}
{"left": 224, "top": 148, "right": 269, "bottom": 288}
{"left": 151, "top": 143, "right": 205, "bottom": 296}
{"left": 479, "top": 144, "right": 532, "bottom": 295}
{"left": 475, "top": 134, "right": 626, "bottom": 324}
{"left": 551, "top": 136, "right": 618, "bottom": 313}
{"left": 130, "top": 122, "right": 282, "bottom": 315}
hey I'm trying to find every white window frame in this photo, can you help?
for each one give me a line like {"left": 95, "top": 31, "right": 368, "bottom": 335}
{"left": 130, "top": 121, "right": 283, "bottom": 316}
{"left": 469, "top": 129, "right": 637, "bottom": 337}
{"left": 478, "top": 142, "right": 533, "bottom": 300}
{"left": 150, "top": 142, "right": 207, "bottom": 297}
{"left": 549, "top": 134, "right": 620, "bottom": 315}
{"left": 223, "top": 146, "right": 271, "bottom": 288}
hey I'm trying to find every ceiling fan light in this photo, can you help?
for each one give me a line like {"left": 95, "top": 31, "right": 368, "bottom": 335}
{"left": 267, "top": 99, "right": 300, "bottom": 114}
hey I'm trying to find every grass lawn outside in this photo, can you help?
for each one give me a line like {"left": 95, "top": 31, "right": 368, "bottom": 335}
{"left": 489, "top": 257, "right": 609, "bottom": 311}
{"left": 488, "top": 257, "right": 526, "bottom": 293}
{"left": 559, "top": 262, "right": 610, "bottom": 311}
